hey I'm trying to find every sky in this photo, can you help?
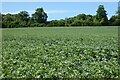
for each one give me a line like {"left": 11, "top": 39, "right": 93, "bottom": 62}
{"left": 1, "top": 0, "right": 119, "bottom": 2}
{"left": 1, "top": 2, "right": 118, "bottom": 21}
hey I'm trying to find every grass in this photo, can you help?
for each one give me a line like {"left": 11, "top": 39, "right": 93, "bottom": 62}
{"left": 1, "top": 26, "right": 119, "bottom": 78}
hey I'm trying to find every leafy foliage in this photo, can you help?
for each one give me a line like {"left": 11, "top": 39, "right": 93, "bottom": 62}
{"left": 32, "top": 8, "right": 48, "bottom": 23}
{"left": 1, "top": 5, "right": 120, "bottom": 28}
{"left": 96, "top": 5, "right": 108, "bottom": 26}
{"left": 1, "top": 27, "right": 119, "bottom": 78}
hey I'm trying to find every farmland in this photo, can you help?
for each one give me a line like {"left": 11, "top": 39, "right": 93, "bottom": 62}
{"left": 1, "top": 26, "right": 119, "bottom": 78}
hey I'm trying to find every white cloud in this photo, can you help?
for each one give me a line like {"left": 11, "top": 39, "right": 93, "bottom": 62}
{"left": 2, "top": 11, "right": 19, "bottom": 14}
{"left": 2, "top": 10, "right": 35, "bottom": 16}
{"left": 46, "top": 10, "right": 80, "bottom": 14}
{"left": 2, "top": 10, "right": 80, "bottom": 15}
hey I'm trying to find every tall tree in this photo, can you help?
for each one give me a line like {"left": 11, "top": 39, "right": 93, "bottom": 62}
{"left": 117, "top": 2, "right": 120, "bottom": 15}
{"left": 32, "top": 8, "right": 48, "bottom": 23}
{"left": 2, "top": 14, "right": 14, "bottom": 28}
{"left": 0, "top": 13, "right": 1, "bottom": 28}
{"left": 10, "top": 11, "right": 30, "bottom": 27}
{"left": 96, "top": 5, "right": 108, "bottom": 26}
{"left": 17, "top": 11, "right": 29, "bottom": 23}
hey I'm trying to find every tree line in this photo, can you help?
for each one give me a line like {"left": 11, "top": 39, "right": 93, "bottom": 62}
{"left": 1, "top": 5, "right": 120, "bottom": 28}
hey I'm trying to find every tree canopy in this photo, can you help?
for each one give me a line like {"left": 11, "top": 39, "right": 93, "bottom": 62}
{"left": 96, "top": 5, "right": 108, "bottom": 25}
{"left": 32, "top": 8, "right": 48, "bottom": 23}
{"left": 1, "top": 5, "right": 119, "bottom": 28}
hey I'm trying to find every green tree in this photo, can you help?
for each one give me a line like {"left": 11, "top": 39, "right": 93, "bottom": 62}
{"left": 117, "top": 2, "right": 120, "bottom": 15}
{"left": 109, "top": 15, "right": 117, "bottom": 26}
{"left": 96, "top": 5, "right": 108, "bottom": 26}
{"left": 109, "top": 4, "right": 120, "bottom": 26}
{"left": 32, "top": 8, "right": 48, "bottom": 23}
{"left": 0, "top": 13, "right": 2, "bottom": 28}
{"left": 18, "top": 11, "right": 29, "bottom": 22}
{"left": 2, "top": 14, "right": 14, "bottom": 28}
{"left": 17, "top": 11, "right": 29, "bottom": 27}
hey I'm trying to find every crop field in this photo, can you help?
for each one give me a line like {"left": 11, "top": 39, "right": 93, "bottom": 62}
{"left": 1, "top": 26, "right": 119, "bottom": 78}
